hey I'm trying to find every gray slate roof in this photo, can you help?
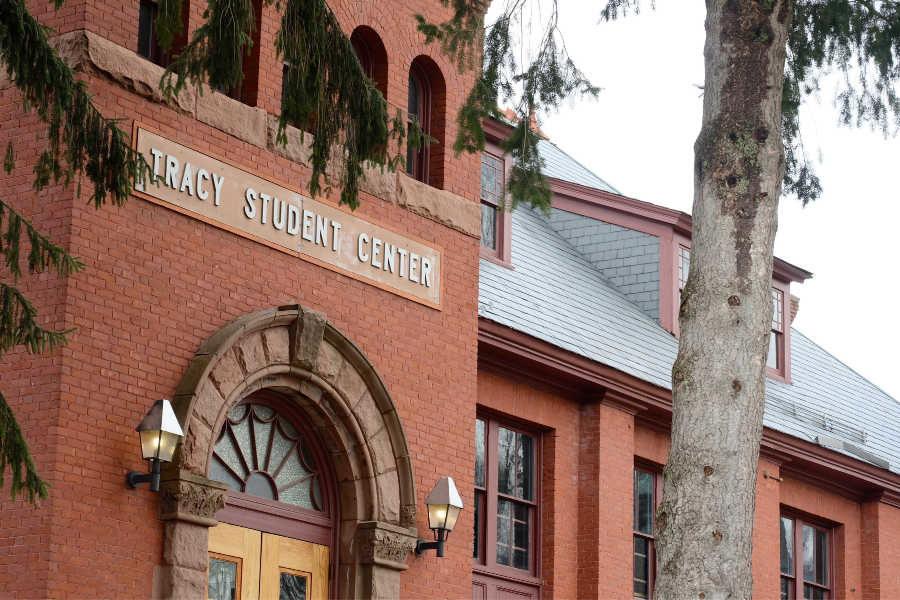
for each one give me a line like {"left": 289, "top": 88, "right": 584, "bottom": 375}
{"left": 479, "top": 207, "right": 900, "bottom": 475}
{"left": 538, "top": 139, "right": 621, "bottom": 194}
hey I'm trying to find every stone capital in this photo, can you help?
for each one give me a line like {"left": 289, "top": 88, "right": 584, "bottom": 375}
{"left": 158, "top": 469, "right": 227, "bottom": 527}
{"left": 355, "top": 521, "right": 417, "bottom": 571}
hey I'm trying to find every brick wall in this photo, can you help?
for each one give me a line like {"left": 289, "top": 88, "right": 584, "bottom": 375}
{"left": 477, "top": 370, "right": 580, "bottom": 600}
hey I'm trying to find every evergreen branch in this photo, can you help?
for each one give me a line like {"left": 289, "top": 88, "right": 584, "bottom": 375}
{"left": 160, "top": 0, "right": 410, "bottom": 209}
{"left": 784, "top": 0, "right": 900, "bottom": 202}
{"left": 600, "top": 0, "right": 653, "bottom": 21}
{"left": 0, "top": 283, "right": 72, "bottom": 356}
{"left": 156, "top": 0, "right": 185, "bottom": 52}
{"left": 159, "top": 0, "right": 256, "bottom": 98}
{"left": 0, "top": 199, "right": 84, "bottom": 282}
{"left": 0, "top": 0, "right": 151, "bottom": 207}
{"left": 0, "top": 391, "right": 48, "bottom": 504}
{"left": 418, "top": 0, "right": 598, "bottom": 211}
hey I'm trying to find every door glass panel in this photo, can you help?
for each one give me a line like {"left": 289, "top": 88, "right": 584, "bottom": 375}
{"left": 279, "top": 571, "right": 308, "bottom": 600}
{"left": 780, "top": 517, "right": 794, "bottom": 575}
{"left": 208, "top": 557, "right": 239, "bottom": 600}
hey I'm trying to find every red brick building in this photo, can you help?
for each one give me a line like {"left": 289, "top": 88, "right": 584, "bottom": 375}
{"left": 1, "top": 0, "right": 899, "bottom": 599}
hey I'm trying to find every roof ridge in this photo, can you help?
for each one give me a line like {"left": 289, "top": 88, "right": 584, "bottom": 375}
{"left": 538, "top": 138, "right": 622, "bottom": 195}
{"left": 790, "top": 328, "right": 898, "bottom": 403}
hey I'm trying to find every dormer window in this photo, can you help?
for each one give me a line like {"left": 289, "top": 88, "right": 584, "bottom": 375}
{"left": 677, "top": 245, "right": 690, "bottom": 304}
{"left": 768, "top": 288, "right": 785, "bottom": 371}
{"left": 481, "top": 152, "right": 503, "bottom": 250}
{"left": 480, "top": 149, "right": 512, "bottom": 265}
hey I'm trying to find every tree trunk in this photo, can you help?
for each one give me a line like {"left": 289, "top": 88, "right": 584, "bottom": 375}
{"left": 654, "top": 2, "right": 791, "bottom": 599}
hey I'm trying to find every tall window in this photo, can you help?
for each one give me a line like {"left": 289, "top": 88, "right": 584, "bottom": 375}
{"left": 634, "top": 468, "right": 660, "bottom": 599}
{"left": 350, "top": 26, "right": 388, "bottom": 98}
{"left": 481, "top": 152, "right": 504, "bottom": 252}
{"left": 780, "top": 514, "right": 832, "bottom": 599}
{"left": 473, "top": 416, "right": 538, "bottom": 573}
{"left": 768, "top": 288, "right": 785, "bottom": 370}
{"left": 406, "top": 66, "right": 430, "bottom": 183}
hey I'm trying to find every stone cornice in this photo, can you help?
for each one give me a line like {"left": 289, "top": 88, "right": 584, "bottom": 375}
{"left": 12, "top": 30, "right": 481, "bottom": 239}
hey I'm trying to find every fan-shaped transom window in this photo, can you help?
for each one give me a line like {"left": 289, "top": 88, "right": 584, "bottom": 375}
{"left": 210, "top": 403, "right": 324, "bottom": 511}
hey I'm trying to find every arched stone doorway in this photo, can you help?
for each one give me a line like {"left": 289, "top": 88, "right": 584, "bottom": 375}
{"left": 152, "top": 305, "right": 418, "bottom": 599}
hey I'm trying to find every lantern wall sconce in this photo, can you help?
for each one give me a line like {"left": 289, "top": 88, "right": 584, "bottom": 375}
{"left": 415, "top": 476, "right": 464, "bottom": 557}
{"left": 125, "top": 399, "right": 184, "bottom": 492}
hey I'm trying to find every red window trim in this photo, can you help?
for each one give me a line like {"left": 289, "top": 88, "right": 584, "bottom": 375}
{"left": 779, "top": 508, "right": 836, "bottom": 600}
{"left": 473, "top": 412, "right": 542, "bottom": 587}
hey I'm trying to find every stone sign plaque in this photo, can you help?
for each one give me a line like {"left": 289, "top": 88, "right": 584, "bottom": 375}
{"left": 132, "top": 125, "right": 442, "bottom": 308}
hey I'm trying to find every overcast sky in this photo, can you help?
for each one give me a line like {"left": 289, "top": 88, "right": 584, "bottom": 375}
{"left": 512, "top": 2, "right": 899, "bottom": 399}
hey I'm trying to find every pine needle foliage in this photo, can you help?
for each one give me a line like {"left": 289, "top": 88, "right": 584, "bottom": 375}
{"left": 0, "top": 198, "right": 83, "bottom": 504}
{"left": 604, "top": 0, "right": 900, "bottom": 206}
{"left": 158, "top": 0, "right": 411, "bottom": 209}
{"left": 0, "top": 0, "right": 150, "bottom": 207}
{"left": 0, "top": 0, "right": 152, "bottom": 504}
{"left": 0, "top": 391, "right": 47, "bottom": 504}
{"left": 416, "top": 0, "right": 599, "bottom": 213}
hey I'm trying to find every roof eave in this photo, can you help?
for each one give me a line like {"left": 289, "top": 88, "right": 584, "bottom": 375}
{"left": 548, "top": 177, "right": 693, "bottom": 235}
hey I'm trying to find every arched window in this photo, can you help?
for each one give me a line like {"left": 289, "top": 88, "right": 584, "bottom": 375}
{"left": 406, "top": 65, "right": 430, "bottom": 183}
{"left": 210, "top": 402, "right": 324, "bottom": 510}
{"left": 209, "top": 390, "right": 337, "bottom": 547}
{"left": 407, "top": 56, "right": 446, "bottom": 188}
{"left": 350, "top": 26, "right": 388, "bottom": 98}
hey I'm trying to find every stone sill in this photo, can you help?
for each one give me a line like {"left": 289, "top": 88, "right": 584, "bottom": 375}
{"left": 2, "top": 30, "right": 480, "bottom": 240}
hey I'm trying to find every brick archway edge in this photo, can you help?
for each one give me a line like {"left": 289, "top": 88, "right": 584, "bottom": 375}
{"left": 152, "top": 305, "right": 418, "bottom": 599}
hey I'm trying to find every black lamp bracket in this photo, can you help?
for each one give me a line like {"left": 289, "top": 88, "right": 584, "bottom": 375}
{"left": 126, "top": 458, "right": 162, "bottom": 492}
{"left": 415, "top": 529, "right": 449, "bottom": 557}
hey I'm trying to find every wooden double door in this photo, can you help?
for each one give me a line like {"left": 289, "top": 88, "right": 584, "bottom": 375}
{"left": 208, "top": 523, "right": 329, "bottom": 600}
